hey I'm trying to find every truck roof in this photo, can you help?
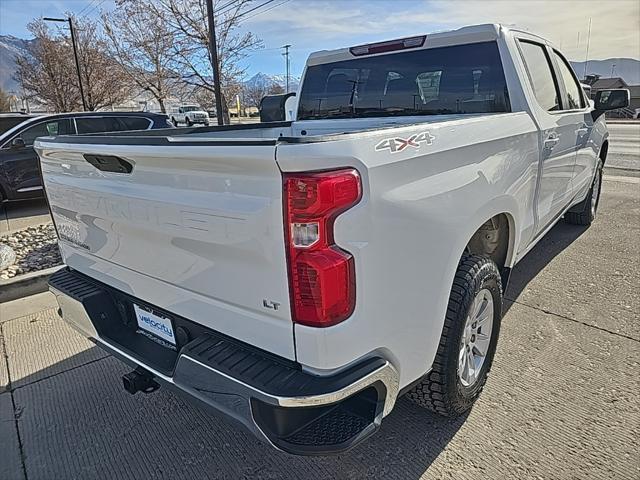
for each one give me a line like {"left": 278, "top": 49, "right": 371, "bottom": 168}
{"left": 306, "top": 23, "right": 550, "bottom": 66}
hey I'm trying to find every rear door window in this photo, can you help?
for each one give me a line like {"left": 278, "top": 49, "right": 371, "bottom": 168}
{"left": 117, "top": 117, "right": 152, "bottom": 131}
{"left": 518, "top": 41, "right": 561, "bottom": 112}
{"left": 297, "top": 41, "right": 510, "bottom": 119}
{"left": 75, "top": 117, "right": 125, "bottom": 134}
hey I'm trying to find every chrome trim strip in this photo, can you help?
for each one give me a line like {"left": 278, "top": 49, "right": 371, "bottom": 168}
{"left": 16, "top": 185, "right": 43, "bottom": 192}
{"left": 181, "top": 355, "right": 399, "bottom": 417}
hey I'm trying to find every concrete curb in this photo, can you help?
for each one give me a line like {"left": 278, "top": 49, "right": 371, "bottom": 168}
{"left": 604, "top": 166, "right": 640, "bottom": 177}
{"left": 606, "top": 119, "right": 639, "bottom": 124}
{"left": 0, "top": 265, "right": 63, "bottom": 303}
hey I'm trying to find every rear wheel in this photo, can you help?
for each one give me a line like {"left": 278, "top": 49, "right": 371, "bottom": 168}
{"left": 565, "top": 159, "right": 603, "bottom": 226}
{"left": 406, "top": 255, "right": 502, "bottom": 416}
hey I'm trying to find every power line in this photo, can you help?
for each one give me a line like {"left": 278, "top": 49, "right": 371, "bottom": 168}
{"left": 235, "top": 0, "right": 277, "bottom": 21}
{"left": 76, "top": 0, "right": 98, "bottom": 17}
{"left": 238, "top": 0, "right": 290, "bottom": 22}
{"left": 215, "top": 0, "right": 243, "bottom": 16}
{"left": 77, "top": 0, "right": 107, "bottom": 21}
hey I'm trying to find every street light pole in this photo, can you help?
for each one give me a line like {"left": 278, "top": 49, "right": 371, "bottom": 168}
{"left": 67, "top": 19, "right": 87, "bottom": 111}
{"left": 281, "top": 44, "right": 291, "bottom": 93}
{"left": 44, "top": 17, "right": 87, "bottom": 111}
{"left": 583, "top": 17, "right": 592, "bottom": 80}
{"left": 205, "top": 0, "right": 224, "bottom": 125}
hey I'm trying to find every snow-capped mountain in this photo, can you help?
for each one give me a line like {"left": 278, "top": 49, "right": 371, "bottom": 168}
{"left": 0, "top": 35, "right": 35, "bottom": 92}
{"left": 244, "top": 72, "right": 300, "bottom": 91}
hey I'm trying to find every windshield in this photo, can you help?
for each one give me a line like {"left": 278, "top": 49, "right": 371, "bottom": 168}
{"left": 181, "top": 106, "right": 200, "bottom": 112}
{"left": 298, "top": 41, "right": 510, "bottom": 120}
{"left": 0, "top": 117, "right": 43, "bottom": 147}
{"left": 0, "top": 117, "right": 35, "bottom": 137}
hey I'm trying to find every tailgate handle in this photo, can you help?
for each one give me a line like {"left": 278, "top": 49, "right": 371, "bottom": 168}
{"left": 83, "top": 154, "right": 133, "bottom": 174}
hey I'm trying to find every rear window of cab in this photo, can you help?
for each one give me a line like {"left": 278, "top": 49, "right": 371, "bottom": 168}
{"left": 298, "top": 41, "right": 510, "bottom": 120}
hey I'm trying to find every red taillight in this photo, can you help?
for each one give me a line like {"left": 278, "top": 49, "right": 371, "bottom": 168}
{"left": 284, "top": 169, "right": 362, "bottom": 327}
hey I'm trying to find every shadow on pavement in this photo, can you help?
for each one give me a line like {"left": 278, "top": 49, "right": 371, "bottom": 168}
{"left": 504, "top": 220, "right": 588, "bottom": 314}
{"left": 10, "top": 348, "right": 467, "bottom": 479}
{"left": 1, "top": 198, "right": 51, "bottom": 233}
{"left": 6, "top": 207, "right": 592, "bottom": 479}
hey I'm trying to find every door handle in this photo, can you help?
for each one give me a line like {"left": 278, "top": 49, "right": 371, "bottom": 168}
{"left": 544, "top": 135, "right": 560, "bottom": 149}
{"left": 83, "top": 154, "right": 133, "bottom": 174}
{"left": 575, "top": 124, "right": 589, "bottom": 136}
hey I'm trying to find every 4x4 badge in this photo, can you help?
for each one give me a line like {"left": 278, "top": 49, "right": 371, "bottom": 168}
{"left": 375, "top": 131, "right": 435, "bottom": 153}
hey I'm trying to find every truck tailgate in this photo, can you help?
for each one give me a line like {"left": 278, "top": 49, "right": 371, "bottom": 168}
{"left": 36, "top": 138, "right": 295, "bottom": 360}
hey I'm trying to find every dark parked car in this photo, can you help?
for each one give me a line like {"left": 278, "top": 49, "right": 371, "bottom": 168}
{"left": 0, "top": 111, "right": 173, "bottom": 202}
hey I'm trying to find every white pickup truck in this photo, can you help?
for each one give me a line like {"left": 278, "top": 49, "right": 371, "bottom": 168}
{"left": 169, "top": 105, "right": 210, "bottom": 126}
{"left": 36, "top": 24, "right": 628, "bottom": 455}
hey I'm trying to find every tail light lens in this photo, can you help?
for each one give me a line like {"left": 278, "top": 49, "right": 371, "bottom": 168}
{"left": 284, "top": 169, "right": 362, "bottom": 327}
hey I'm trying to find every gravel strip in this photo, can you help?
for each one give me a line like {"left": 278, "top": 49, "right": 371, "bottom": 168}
{"left": 0, "top": 224, "right": 62, "bottom": 280}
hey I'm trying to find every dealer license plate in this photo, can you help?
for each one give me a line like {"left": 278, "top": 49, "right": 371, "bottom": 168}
{"left": 133, "top": 304, "right": 176, "bottom": 346}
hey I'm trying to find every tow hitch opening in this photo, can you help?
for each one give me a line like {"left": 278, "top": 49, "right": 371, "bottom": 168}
{"left": 122, "top": 367, "right": 160, "bottom": 395}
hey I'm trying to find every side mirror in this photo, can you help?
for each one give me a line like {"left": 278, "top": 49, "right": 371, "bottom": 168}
{"left": 592, "top": 89, "right": 630, "bottom": 120}
{"left": 10, "top": 137, "right": 25, "bottom": 149}
{"left": 595, "top": 89, "right": 630, "bottom": 110}
{"left": 259, "top": 92, "right": 296, "bottom": 122}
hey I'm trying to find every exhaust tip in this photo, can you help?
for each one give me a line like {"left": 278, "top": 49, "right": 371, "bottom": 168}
{"left": 122, "top": 368, "right": 160, "bottom": 395}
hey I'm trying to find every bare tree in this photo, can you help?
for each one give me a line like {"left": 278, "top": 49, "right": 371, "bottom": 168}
{"left": 245, "top": 81, "right": 284, "bottom": 109}
{"left": 0, "top": 88, "right": 11, "bottom": 112}
{"left": 103, "top": 1, "right": 178, "bottom": 113}
{"left": 72, "top": 16, "right": 132, "bottom": 111}
{"left": 270, "top": 84, "right": 284, "bottom": 95}
{"left": 14, "top": 17, "right": 131, "bottom": 112}
{"left": 152, "top": 0, "right": 263, "bottom": 122}
{"left": 14, "top": 19, "right": 82, "bottom": 112}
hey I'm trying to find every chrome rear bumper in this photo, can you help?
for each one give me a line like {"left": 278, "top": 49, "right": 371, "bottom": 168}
{"left": 49, "top": 268, "right": 399, "bottom": 455}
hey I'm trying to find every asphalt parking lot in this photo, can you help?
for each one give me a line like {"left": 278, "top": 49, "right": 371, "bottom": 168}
{"left": 1, "top": 176, "right": 639, "bottom": 479}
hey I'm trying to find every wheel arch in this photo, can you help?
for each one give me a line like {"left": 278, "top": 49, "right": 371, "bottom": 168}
{"left": 599, "top": 139, "right": 609, "bottom": 164}
{"left": 453, "top": 199, "right": 520, "bottom": 288}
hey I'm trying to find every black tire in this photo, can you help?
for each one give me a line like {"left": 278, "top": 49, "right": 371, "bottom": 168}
{"left": 565, "top": 159, "right": 603, "bottom": 226}
{"left": 170, "top": 117, "right": 177, "bottom": 126}
{"left": 406, "top": 255, "right": 502, "bottom": 417}
{"left": 185, "top": 117, "right": 192, "bottom": 127}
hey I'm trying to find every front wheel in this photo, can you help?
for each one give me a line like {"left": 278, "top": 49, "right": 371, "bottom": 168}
{"left": 406, "top": 255, "right": 502, "bottom": 417}
{"left": 185, "top": 117, "right": 192, "bottom": 127}
{"left": 565, "top": 159, "right": 603, "bottom": 226}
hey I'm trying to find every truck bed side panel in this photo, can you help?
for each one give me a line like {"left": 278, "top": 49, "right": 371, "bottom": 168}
{"left": 277, "top": 113, "right": 539, "bottom": 387}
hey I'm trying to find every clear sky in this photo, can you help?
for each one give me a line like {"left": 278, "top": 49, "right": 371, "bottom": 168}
{"left": 1, "top": 0, "right": 639, "bottom": 78}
